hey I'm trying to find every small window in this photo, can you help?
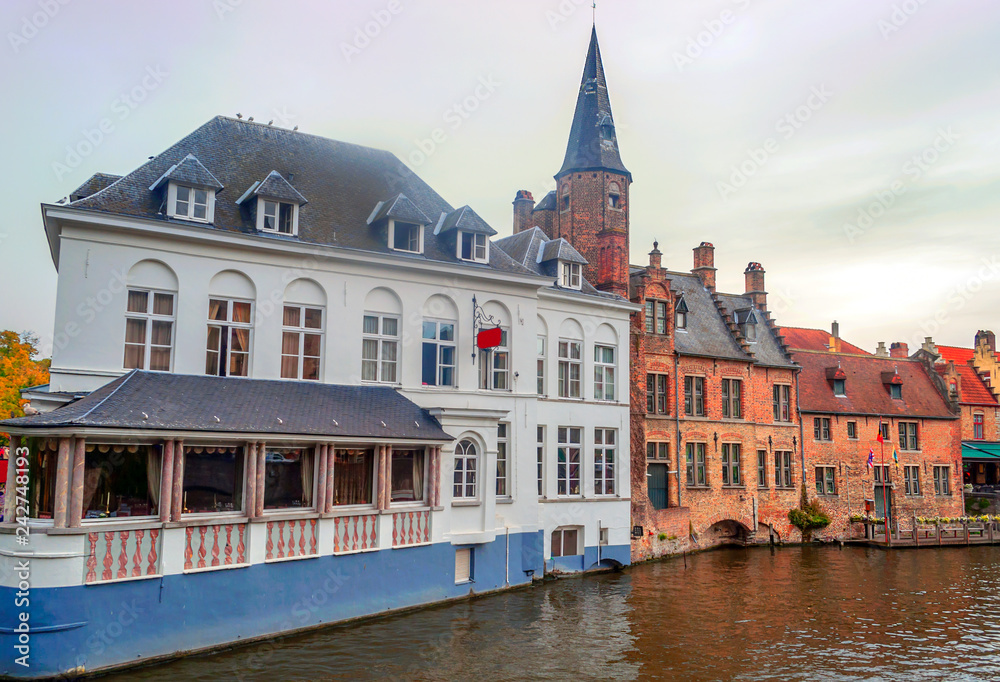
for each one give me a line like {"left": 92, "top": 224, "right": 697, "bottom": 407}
{"left": 453, "top": 440, "right": 478, "bottom": 500}
{"left": 362, "top": 313, "right": 399, "bottom": 384}
{"left": 551, "top": 527, "right": 580, "bottom": 557}
{"left": 890, "top": 384, "right": 902, "bottom": 400}
{"left": 479, "top": 329, "right": 510, "bottom": 391}
{"left": 537, "top": 336, "right": 547, "bottom": 396}
{"left": 391, "top": 221, "right": 422, "bottom": 253}
{"left": 608, "top": 182, "right": 621, "bottom": 209}
{"left": 560, "top": 262, "right": 582, "bottom": 289}
{"left": 873, "top": 465, "right": 890, "bottom": 484}
{"left": 496, "top": 423, "right": 510, "bottom": 498}
{"left": 645, "top": 300, "right": 668, "bottom": 335}
{"left": 206, "top": 298, "right": 253, "bottom": 377}
{"left": 391, "top": 449, "right": 424, "bottom": 503}
{"left": 124, "top": 289, "right": 175, "bottom": 372}
{"left": 757, "top": 450, "right": 768, "bottom": 488}
{"left": 933, "top": 466, "right": 950, "bottom": 495}
{"left": 172, "top": 185, "right": 211, "bottom": 222}
{"left": 536, "top": 426, "right": 545, "bottom": 497}
{"left": 974, "top": 413, "right": 985, "bottom": 440}
{"left": 646, "top": 442, "right": 669, "bottom": 460}
{"left": 775, "top": 451, "right": 793, "bottom": 488}
{"left": 904, "top": 466, "right": 921, "bottom": 495}
{"left": 455, "top": 548, "right": 472, "bottom": 583}
{"left": 721, "top": 379, "right": 742, "bottom": 419}
{"left": 847, "top": 421, "right": 858, "bottom": 439}
{"left": 262, "top": 200, "right": 295, "bottom": 235}
{"left": 675, "top": 298, "right": 689, "bottom": 330}
{"left": 460, "top": 232, "right": 488, "bottom": 262}
{"left": 773, "top": 385, "right": 791, "bottom": 422}
{"left": 898, "top": 422, "right": 918, "bottom": 451}
{"left": 813, "top": 417, "right": 832, "bottom": 442}
{"left": 814, "top": 466, "right": 836, "bottom": 496}
{"left": 879, "top": 422, "right": 890, "bottom": 440}
{"left": 721, "top": 443, "right": 741, "bottom": 487}
{"left": 422, "top": 321, "right": 456, "bottom": 387}
{"left": 281, "top": 305, "right": 323, "bottom": 381}
{"left": 833, "top": 378, "right": 846, "bottom": 396}
{"left": 557, "top": 340, "right": 582, "bottom": 399}
{"left": 646, "top": 373, "right": 668, "bottom": 415}
{"left": 684, "top": 376, "right": 705, "bottom": 416}
{"left": 685, "top": 442, "right": 707, "bottom": 487}
{"left": 594, "top": 345, "right": 616, "bottom": 401}
{"left": 560, "top": 192, "right": 570, "bottom": 212}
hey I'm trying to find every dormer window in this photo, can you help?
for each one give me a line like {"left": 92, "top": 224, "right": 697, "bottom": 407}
{"left": 833, "top": 379, "right": 846, "bottom": 396}
{"left": 608, "top": 182, "right": 621, "bottom": 209}
{"left": 560, "top": 262, "right": 581, "bottom": 289}
{"left": 736, "top": 308, "right": 758, "bottom": 342}
{"left": 262, "top": 199, "right": 295, "bottom": 234}
{"left": 390, "top": 220, "right": 423, "bottom": 253}
{"left": 459, "top": 232, "right": 488, "bottom": 262}
{"left": 675, "top": 297, "right": 689, "bottom": 330}
{"left": 174, "top": 185, "right": 210, "bottom": 221}
{"left": 882, "top": 370, "right": 903, "bottom": 400}
{"left": 891, "top": 384, "right": 902, "bottom": 400}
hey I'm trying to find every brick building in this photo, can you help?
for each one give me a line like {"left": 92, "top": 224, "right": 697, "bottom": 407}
{"left": 511, "top": 28, "right": 805, "bottom": 560}
{"left": 784, "top": 325, "right": 963, "bottom": 538}
{"left": 914, "top": 332, "right": 1000, "bottom": 486}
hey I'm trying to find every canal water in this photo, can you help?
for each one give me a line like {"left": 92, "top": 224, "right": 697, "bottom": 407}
{"left": 103, "top": 546, "right": 1000, "bottom": 681}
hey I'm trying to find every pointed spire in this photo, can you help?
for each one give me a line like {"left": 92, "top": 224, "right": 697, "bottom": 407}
{"left": 557, "top": 27, "right": 630, "bottom": 180}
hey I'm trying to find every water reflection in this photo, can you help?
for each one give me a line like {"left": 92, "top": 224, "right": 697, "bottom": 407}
{"left": 105, "top": 546, "right": 1000, "bottom": 681}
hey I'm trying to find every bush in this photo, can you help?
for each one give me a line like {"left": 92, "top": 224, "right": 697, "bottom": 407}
{"left": 966, "top": 497, "right": 992, "bottom": 514}
{"left": 657, "top": 532, "right": 668, "bottom": 541}
{"left": 789, "top": 485, "right": 832, "bottom": 541}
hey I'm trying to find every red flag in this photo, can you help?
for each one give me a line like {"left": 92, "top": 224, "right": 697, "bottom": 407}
{"left": 875, "top": 429, "right": 884, "bottom": 444}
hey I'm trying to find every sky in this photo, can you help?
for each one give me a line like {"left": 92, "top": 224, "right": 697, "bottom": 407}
{"left": 1, "top": 0, "right": 999, "bottom": 355}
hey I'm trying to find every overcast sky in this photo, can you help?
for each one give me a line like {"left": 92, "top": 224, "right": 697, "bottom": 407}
{"left": 1, "top": 0, "right": 998, "bottom": 354}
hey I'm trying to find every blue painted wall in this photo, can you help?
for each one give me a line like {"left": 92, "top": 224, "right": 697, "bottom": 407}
{"left": 0, "top": 533, "right": 544, "bottom": 679}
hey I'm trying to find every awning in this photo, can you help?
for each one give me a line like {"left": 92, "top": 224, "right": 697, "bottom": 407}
{"left": 962, "top": 442, "right": 1000, "bottom": 460}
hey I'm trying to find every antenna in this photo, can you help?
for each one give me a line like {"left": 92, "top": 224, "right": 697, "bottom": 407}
{"left": 592, "top": 1, "right": 596, "bottom": 25}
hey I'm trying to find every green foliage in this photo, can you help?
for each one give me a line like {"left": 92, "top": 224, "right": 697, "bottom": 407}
{"left": 966, "top": 497, "right": 991, "bottom": 514}
{"left": 789, "top": 485, "right": 832, "bottom": 534}
{"left": 657, "top": 532, "right": 668, "bottom": 541}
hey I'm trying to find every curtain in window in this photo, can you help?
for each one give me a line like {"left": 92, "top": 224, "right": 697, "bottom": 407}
{"left": 146, "top": 450, "right": 161, "bottom": 508}
{"left": 208, "top": 299, "right": 224, "bottom": 321}
{"left": 127, "top": 290, "right": 148, "bottom": 313}
{"left": 412, "top": 451, "right": 424, "bottom": 501}
{"left": 82, "top": 467, "right": 102, "bottom": 512}
{"left": 232, "top": 302, "right": 251, "bottom": 323}
{"left": 301, "top": 450, "right": 314, "bottom": 507}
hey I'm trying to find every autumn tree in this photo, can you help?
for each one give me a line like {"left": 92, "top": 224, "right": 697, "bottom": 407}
{"left": 0, "top": 330, "right": 51, "bottom": 444}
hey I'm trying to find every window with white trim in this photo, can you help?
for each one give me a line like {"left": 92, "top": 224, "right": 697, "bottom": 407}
{"left": 560, "top": 262, "right": 582, "bottom": 289}
{"left": 594, "top": 345, "right": 616, "bottom": 401}
{"left": 281, "top": 305, "right": 323, "bottom": 381}
{"left": 124, "top": 289, "right": 174, "bottom": 372}
{"left": 459, "top": 232, "right": 488, "bottom": 262}
{"left": 422, "top": 321, "right": 456, "bottom": 387}
{"left": 171, "top": 185, "right": 211, "bottom": 222}
{"left": 390, "top": 220, "right": 422, "bottom": 254}
{"left": 551, "top": 526, "right": 581, "bottom": 557}
{"left": 496, "top": 422, "right": 510, "bottom": 498}
{"left": 259, "top": 199, "right": 296, "bottom": 235}
{"left": 557, "top": 427, "right": 582, "bottom": 496}
{"left": 536, "top": 426, "right": 545, "bottom": 497}
{"left": 362, "top": 313, "right": 399, "bottom": 383}
{"left": 479, "top": 329, "right": 510, "bottom": 390}
{"left": 557, "top": 340, "right": 582, "bottom": 398}
{"left": 537, "top": 335, "right": 547, "bottom": 396}
{"left": 453, "top": 439, "right": 478, "bottom": 500}
{"left": 594, "top": 428, "right": 616, "bottom": 495}
{"left": 455, "top": 548, "right": 472, "bottom": 583}
{"left": 206, "top": 298, "right": 253, "bottom": 377}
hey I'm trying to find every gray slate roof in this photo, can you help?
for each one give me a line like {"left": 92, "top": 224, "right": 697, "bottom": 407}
{"left": 534, "top": 191, "right": 557, "bottom": 211}
{"left": 2, "top": 371, "right": 452, "bottom": 441}
{"left": 558, "top": 27, "right": 630, "bottom": 180}
{"left": 538, "top": 238, "right": 588, "bottom": 265}
{"left": 367, "top": 192, "right": 431, "bottom": 226}
{"left": 717, "top": 293, "right": 796, "bottom": 368}
{"left": 254, "top": 170, "right": 308, "bottom": 204}
{"left": 436, "top": 205, "right": 497, "bottom": 236}
{"left": 64, "top": 116, "right": 533, "bottom": 276}
{"left": 668, "top": 273, "right": 748, "bottom": 361}
{"left": 69, "top": 173, "right": 122, "bottom": 202}
{"left": 149, "top": 154, "right": 224, "bottom": 191}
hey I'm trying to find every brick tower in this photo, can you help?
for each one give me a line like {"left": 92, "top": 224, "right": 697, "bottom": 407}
{"left": 552, "top": 27, "right": 632, "bottom": 297}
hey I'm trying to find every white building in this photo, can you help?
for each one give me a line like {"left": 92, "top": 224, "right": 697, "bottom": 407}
{"left": 1, "top": 115, "right": 634, "bottom": 678}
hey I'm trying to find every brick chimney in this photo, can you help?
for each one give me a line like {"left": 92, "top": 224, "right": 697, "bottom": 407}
{"left": 649, "top": 241, "right": 662, "bottom": 270}
{"left": 875, "top": 342, "right": 889, "bottom": 358}
{"left": 512, "top": 190, "right": 534, "bottom": 234}
{"left": 975, "top": 330, "right": 996, "bottom": 353}
{"left": 692, "top": 242, "right": 716, "bottom": 291}
{"left": 889, "top": 341, "right": 909, "bottom": 358}
{"left": 829, "top": 321, "right": 842, "bottom": 353}
{"left": 744, "top": 262, "right": 766, "bottom": 309}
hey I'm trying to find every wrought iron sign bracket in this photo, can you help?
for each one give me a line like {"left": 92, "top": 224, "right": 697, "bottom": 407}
{"left": 471, "top": 295, "right": 501, "bottom": 364}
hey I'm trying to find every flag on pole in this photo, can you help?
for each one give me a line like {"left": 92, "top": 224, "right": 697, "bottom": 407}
{"left": 867, "top": 449, "right": 874, "bottom": 469}
{"left": 876, "top": 428, "right": 884, "bottom": 444}
{"left": 892, "top": 447, "right": 900, "bottom": 469}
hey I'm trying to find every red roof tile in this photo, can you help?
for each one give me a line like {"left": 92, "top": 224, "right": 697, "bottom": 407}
{"left": 780, "top": 327, "right": 870, "bottom": 355}
{"left": 934, "top": 363, "right": 998, "bottom": 406}
{"left": 791, "top": 350, "right": 954, "bottom": 418}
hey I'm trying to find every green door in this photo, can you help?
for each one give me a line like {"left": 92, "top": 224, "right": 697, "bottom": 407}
{"left": 648, "top": 464, "right": 668, "bottom": 510}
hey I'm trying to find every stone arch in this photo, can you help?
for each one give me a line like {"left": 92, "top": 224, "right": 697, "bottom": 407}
{"left": 536, "top": 315, "right": 548, "bottom": 338}
{"left": 127, "top": 259, "right": 178, "bottom": 291}
{"left": 481, "top": 300, "right": 511, "bottom": 327}
{"left": 595, "top": 323, "right": 618, "bottom": 346}
{"left": 284, "top": 278, "right": 326, "bottom": 306}
{"left": 365, "top": 286, "right": 402, "bottom": 315}
{"left": 559, "top": 317, "right": 584, "bottom": 340}
{"left": 423, "top": 293, "right": 459, "bottom": 320}
{"left": 209, "top": 269, "right": 255, "bottom": 300}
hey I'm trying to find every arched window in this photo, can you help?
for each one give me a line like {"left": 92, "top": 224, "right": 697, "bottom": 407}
{"left": 124, "top": 260, "right": 178, "bottom": 372}
{"left": 608, "top": 181, "right": 621, "bottom": 209}
{"left": 453, "top": 439, "right": 478, "bottom": 500}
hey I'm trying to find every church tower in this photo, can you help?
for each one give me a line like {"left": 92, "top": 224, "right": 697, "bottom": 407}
{"left": 554, "top": 27, "right": 631, "bottom": 298}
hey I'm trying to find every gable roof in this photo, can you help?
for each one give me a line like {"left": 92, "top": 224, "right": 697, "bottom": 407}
{"left": 367, "top": 192, "right": 432, "bottom": 226}
{"left": 436, "top": 205, "right": 497, "bottom": 236}
{"left": 1, "top": 371, "right": 452, "bottom": 441}
{"left": 792, "top": 351, "right": 955, "bottom": 418}
{"left": 254, "top": 170, "right": 308, "bottom": 204}
{"left": 69, "top": 173, "right": 122, "bottom": 202}
{"left": 781, "top": 327, "right": 870, "bottom": 355}
{"left": 558, "top": 27, "right": 630, "bottom": 180}
{"left": 62, "top": 116, "right": 532, "bottom": 276}
{"left": 932, "top": 345, "right": 999, "bottom": 406}
{"left": 149, "top": 153, "right": 224, "bottom": 191}
{"left": 538, "top": 238, "right": 588, "bottom": 265}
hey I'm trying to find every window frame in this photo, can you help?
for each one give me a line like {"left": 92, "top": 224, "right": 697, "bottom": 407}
{"left": 685, "top": 442, "right": 707, "bottom": 487}
{"left": 362, "top": 312, "right": 400, "bottom": 384}
{"left": 757, "top": 449, "right": 768, "bottom": 489}
{"left": 645, "top": 299, "right": 669, "bottom": 335}
{"left": 123, "top": 288, "right": 176, "bottom": 372}
{"left": 933, "top": 465, "right": 951, "bottom": 496}
{"left": 594, "top": 344, "right": 616, "bottom": 402}
{"left": 169, "top": 183, "right": 213, "bottom": 223}
{"left": 814, "top": 465, "right": 836, "bottom": 496}
{"left": 904, "top": 465, "right": 921, "bottom": 496}
{"left": 847, "top": 421, "right": 858, "bottom": 439}
{"left": 721, "top": 443, "right": 741, "bottom": 487}
{"left": 646, "top": 373, "right": 669, "bottom": 415}
{"left": 458, "top": 231, "right": 489, "bottom": 263}
{"left": 556, "top": 426, "right": 582, "bottom": 497}
{"left": 773, "top": 384, "right": 792, "bottom": 422}
{"left": 206, "top": 297, "right": 254, "bottom": 378}
{"left": 262, "top": 446, "right": 316, "bottom": 511}
{"left": 389, "top": 219, "right": 424, "bottom": 254}
{"left": 974, "top": 412, "right": 985, "bottom": 440}
{"left": 453, "top": 439, "right": 479, "bottom": 501}
{"left": 594, "top": 428, "right": 616, "bottom": 496}
{"left": 421, "top": 319, "right": 457, "bottom": 387}
{"left": 813, "top": 417, "right": 832, "bottom": 442}
{"left": 551, "top": 526, "right": 581, "bottom": 557}
{"left": 684, "top": 376, "right": 705, "bottom": 417}
{"left": 560, "top": 262, "right": 582, "bottom": 290}
{"left": 280, "top": 304, "right": 324, "bottom": 381}
{"left": 536, "top": 335, "right": 547, "bottom": 396}
{"left": 557, "top": 340, "right": 582, "bottom": 399}
{"left": 647, "top": 442, "right": 670, "bottom": 461}
{"left": 890, "top": 383, "right": 903, "bottom": 400}
{"left": 898, "top": 422, "right": 919, "bottom": 451}
{"left": 775, "top": 451, "right": 793, "bottom": 488}
{"left": 721, "top": 378, "right": 742, "bottom": 419}
{"left": 536, "top": 426, "right": 545, "bottom": 497}
{"left": 479, "top": 328, "right": 511, "bottom": 391}
{"left": 257, "top": 197, "right": 299, "bottom": 236}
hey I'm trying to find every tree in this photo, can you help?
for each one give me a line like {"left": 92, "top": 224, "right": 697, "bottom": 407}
{"left": 0, "top": 330, "right": 50, "bottom": 444}
{"left": 788, "top": 483, "right": 832, "bottom": 543}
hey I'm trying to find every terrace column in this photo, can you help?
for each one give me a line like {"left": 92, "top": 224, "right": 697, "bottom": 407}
{"left": 315, "top": 444, "right": 327, "bottom": 513}
{"left": 3, "top": 435, "right": 20, "bottom": 522}
{"left": 171, "top": 440, "right": 185, "bottom": 521}
{"left": 68, "top": 437, "right": 86, "bottom": 527}
{"left": 376, "top": 445, "right": 388, "bottom": 510}
{"left": 430, "top": 446, "right": 441, "bottom": 507}
{"left": 383, "top": 445, "right": 394, "bottom": 508}
{"left": 254, "top": 441, "right": 266, "bottom": 517}
{"left": 244, "top": 442, "right": 257, "bottom": 519}
{"left": 324, "top": 444, "right": 335, "bottom": 513}
{"left": 53, "top": 437, "right": 72, "bottom": 528}
{"left": 158, "top": 440, "right": 174, "bottom": 523}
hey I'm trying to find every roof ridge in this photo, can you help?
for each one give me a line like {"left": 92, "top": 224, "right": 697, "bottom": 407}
{"left": 73, "top": 370, "right": 137, "bottom": 423}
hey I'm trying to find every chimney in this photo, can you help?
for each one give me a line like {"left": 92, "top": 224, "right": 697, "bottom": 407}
{"left": 975, "top": 330, "right": 996, "bottom": 353}
{"left": 889, "top": 341, "right": 909, "bottom": 358}
{"left": 692, "top": 242, "right": 716, "bottom": 291}
{"left": 512, "top": 190, "right": 534, "bottom": 234}
{"left": 744, "top": 262, "right": 766, "bottom": 309}
{"left": 828, "top": 321, "right": 842, "bottom": 353}
{"left": 921, "top": 337, "right": 939, "bottom": 357}
{"left": 832, "top": 321, "right": 840, "bottom": 339}
{"left": 875, "top": 342, "right": 889, "bottom": 358}
{"left": 649, "top": 241, "right": 662, "bottom": 270}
